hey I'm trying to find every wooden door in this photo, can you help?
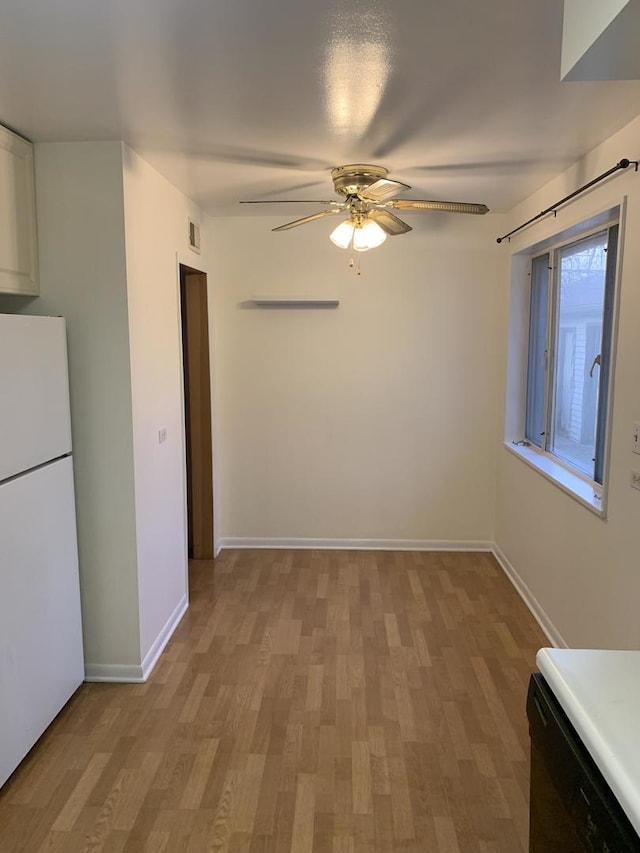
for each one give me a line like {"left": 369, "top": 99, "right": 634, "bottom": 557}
{"left": 180, "top": 265, "right": 214, "bottom": 559}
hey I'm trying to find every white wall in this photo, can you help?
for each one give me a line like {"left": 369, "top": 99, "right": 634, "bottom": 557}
{"left": 121, "top": 144, "right": 208, "bottom": 661}
{"left": 562, "top": 0, "right": 640, "bottom": 81}
{"left": 7, "top": 125, "right": 636, "bottom": 671}
{"left": 0, "top": 142, "right": 142, "bottom": 668}
{"left": 561, "top": 0, "right": 629, "bottom": 78}
{"left": 495, "top": 112, "right": 640, "bottom": 649}
{"left": 207, "top": 212, "right": 505, "bottom": 545}
{"left": 0, "top": 141, "right": 211, "bottom": 678}
{"left": 1, "top": 121, "right": 633, "bottom": 669}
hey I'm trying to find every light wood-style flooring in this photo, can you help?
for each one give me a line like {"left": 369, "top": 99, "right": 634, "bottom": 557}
{"left": 0, "top": 549, "right": 546, "bottom": 852}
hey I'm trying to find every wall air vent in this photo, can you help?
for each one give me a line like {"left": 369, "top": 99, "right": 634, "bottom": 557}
{"left": 188, "top": 219, "right": 201, "bottom": 253}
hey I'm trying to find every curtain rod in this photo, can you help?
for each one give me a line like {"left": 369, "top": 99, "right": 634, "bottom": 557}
{"left": 496, "top": 158, "right": 638, "bottom": 244}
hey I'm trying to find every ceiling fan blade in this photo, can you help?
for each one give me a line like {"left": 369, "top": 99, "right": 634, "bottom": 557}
{"left": 240, "top": 199, "right": 343, "bottom": 205}
{"left": 272, "top": 209, "right": 343, "bottom": 232}
{"left": 388, "top": 199, "right": 489, "bottom": 215}
{"left": 368, "top": 208, "right": 412, "bottom": 235}
{"left": 359, "top": 178, "right": 411, "bottom": 203}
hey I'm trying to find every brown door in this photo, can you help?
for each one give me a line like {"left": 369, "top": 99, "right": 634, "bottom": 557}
{"left": 180, "top": 265, "right": 214, "bottom": 559}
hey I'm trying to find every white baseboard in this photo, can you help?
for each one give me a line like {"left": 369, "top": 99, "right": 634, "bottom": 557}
{"left": 219, "top": 538, "right": 563, "bottom": 647}
{"left": 85, "top": 545, "right": 563, "bottom": 683}
{"left": 217, "top": 537, "right": 495, "bottom": 552}
{"left": 491, "top": 545, "right": 566, "bottom": 649}
{"left": 84, "top": 663, "right": 146, "bottom": 683}
{"left": 84, "top": 594, "right": 189, "bottom": 684}
{"left": 140, "top": 594, "right": 189, "bottom": 681}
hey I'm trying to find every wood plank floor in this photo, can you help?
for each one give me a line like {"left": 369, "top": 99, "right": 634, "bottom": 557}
{"left": 0, "top": 550, "right": 546, "bottom": 852}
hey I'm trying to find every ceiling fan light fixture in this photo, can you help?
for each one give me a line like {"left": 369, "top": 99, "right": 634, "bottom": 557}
{"left": 242, "top": 164, "right": 488, "bottom": 250}
{"left": 352, "top": 219, "right": 387, "bottom": 252}
{"left": 329, "top": 219, "right": 355, "bottom": 249}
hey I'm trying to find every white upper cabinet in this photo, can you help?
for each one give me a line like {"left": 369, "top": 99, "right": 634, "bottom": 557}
{"left": 0, "top": 124, "right": 38, "bottom": 295}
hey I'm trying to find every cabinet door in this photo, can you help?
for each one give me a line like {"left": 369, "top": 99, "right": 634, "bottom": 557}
{"left": 0, "top": 125, "right": 38, "bottom": 295}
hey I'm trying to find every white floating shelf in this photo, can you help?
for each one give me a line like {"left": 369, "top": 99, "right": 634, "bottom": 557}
{"left": 249, "top": 298, "right": 339, "bottom": 308}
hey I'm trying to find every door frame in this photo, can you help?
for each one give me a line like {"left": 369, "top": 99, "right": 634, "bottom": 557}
{"left": 176, "top": 254, "right": 216, "bottom": 562}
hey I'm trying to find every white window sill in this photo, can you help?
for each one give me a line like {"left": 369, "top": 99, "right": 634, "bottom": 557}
{"left": 504, "top": 442, "right": 606, "bottom": 518}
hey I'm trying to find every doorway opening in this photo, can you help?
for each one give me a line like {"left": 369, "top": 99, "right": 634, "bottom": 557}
{"left": 179, "top": 264, "right": 214, "bottom": 560}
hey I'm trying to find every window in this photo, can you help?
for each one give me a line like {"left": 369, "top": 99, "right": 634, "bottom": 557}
{"left": 524, "top": 222, "right": 619, "bottom": 490}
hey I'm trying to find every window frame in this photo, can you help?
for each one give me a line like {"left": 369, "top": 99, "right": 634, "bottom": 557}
{"left": 525, "top": 252, "right": 552, "bottom": 450}
{"left": 504, "top": 202, "right": 625, "bottom": 517}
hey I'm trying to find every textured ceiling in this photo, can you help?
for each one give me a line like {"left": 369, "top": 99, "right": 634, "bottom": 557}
{"left": 1, "top": 0, "right": 640, "bottom": 216}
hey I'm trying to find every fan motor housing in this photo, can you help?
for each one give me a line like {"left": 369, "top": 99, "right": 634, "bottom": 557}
{"left": 331, "top": 164, "right": 388, "bottom": 197}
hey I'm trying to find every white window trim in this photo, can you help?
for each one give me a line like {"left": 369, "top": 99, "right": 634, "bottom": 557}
{"left": 505, "top": 441, "right": 605, "bottom": 516}
{"left": 503, "top": 197, "right": 627, "bottom": 519}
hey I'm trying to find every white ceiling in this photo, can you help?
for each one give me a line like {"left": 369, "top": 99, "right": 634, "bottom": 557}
{"left": 1, "top": 0, "right": 640, "bottom": 217}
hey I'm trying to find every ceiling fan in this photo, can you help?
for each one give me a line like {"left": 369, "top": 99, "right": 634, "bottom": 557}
{"left": 240, "top": 164, "right": 489, "bottom": 252}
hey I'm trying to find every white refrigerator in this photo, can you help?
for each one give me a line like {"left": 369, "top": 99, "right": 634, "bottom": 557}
{"left": 0, "top": 314, "right": 84, "bottom": 789}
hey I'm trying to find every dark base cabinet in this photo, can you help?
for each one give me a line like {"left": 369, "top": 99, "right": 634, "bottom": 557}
{"left": 527, "top": 674, "right": 640, "bottom": 853}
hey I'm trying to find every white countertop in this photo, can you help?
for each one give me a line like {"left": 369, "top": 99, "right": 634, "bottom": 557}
{"left": 537, "top": 648, "right": 640, "bottom": 837}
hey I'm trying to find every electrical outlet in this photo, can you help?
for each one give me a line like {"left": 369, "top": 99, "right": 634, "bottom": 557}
{"left": 158, "top": 427, "right": 167, "bottom": 444}
{"left": 631, "top": 470, "right": 640, "bottom": 491}
{"left": 633, "top": 423, "right": 640, "bottom": 455}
